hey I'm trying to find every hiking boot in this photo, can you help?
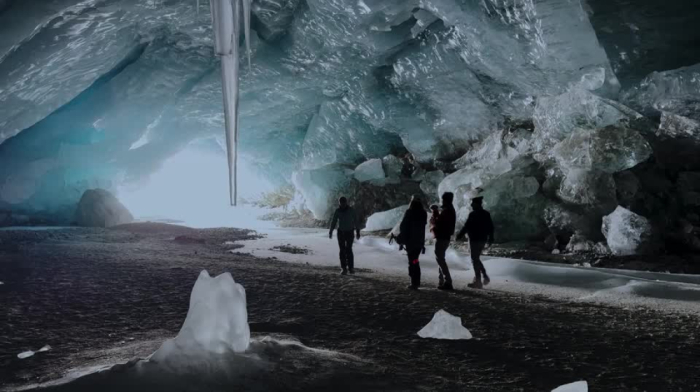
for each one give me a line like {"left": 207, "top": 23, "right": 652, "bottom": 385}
{"left": 340, "top": 269, "right": 348, "bottom": 276}
{"left": 349, "top": 268, "right": 355, "bottom": 275}
{"left": 483, "top": 276, "right": 491, "bottom": 286}
{"left": 438, "top": 282, "right": 454, "bottom": 291}
{"left": 467, "top": 280, "right": 483, "bottom": 289}
{"left": 407, "top": 284, "right": 419, "bottom": 290}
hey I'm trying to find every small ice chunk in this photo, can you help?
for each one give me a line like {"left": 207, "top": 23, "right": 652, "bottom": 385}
{"left": 151, "top": 270, "right": 250, "bottom": 363}
{"left": 38, "top": 345, "right": 51, "bottom": 352}
{"left": 418, "top": 310, "right": 472, "bottom": 340}
{"left": 552, "top": 381, "right": 588, "bottom": 392}
{"left": 602, "top": 206, "right": 653, "bottom": 255}
{"left": 364, "top": 205, "right": 407, "bottom": 231}
{"left": 354, "top": 159, "right": 385, "bottom": 182}
{"left": 18, "top": 351, "right": 35, "bottom": 359}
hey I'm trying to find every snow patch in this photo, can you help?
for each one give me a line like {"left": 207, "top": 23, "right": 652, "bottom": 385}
{"left": 18, "top": 351, "right": 35, "bottom": 359}
{"left": 418, "top": 310, "right": 473, "bottom": 340}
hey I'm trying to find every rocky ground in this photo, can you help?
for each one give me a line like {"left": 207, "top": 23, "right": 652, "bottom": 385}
{"left": 1, "top": 224, "right": 700, "bottom": 391}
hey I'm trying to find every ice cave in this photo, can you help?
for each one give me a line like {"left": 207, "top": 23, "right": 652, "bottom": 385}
{"left": 1, "top": 0, "right": 700, "bottom": 391}
{"left": 1, "top": 0, "right": 699, "bottom": 255}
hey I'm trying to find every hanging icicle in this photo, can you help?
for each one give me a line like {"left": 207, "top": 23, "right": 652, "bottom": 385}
{"left": 208, "top": 0, "right": 252, "bottom": 206}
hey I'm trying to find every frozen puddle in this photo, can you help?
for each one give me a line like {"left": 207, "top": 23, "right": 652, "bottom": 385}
{"left": 242, "top": 229, "right": 700, "bottom": 315}
{"left": 18, "top": 271, "right": 380, "bottom": 392}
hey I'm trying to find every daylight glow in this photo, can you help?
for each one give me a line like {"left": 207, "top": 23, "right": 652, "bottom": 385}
{"left": 118, "top": 148, "right": 276, "bottom": 228}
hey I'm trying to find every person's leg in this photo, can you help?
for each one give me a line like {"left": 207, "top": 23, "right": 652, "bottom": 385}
{"left": 337, "top": 232, "right": 347, "bottom": 272}
{"left": 469, "top": 241, "right": 486, "bottom": 286}
{"left": 407, "top": 253, "right": 415, "bottom": 287}
{"left": 346, "top": 233, "right": 355, "bottom": 272}
{"left": 435, "top": 242, "right": 444, "bottom": 287}
{"left": 435, "top": 239, "right": 452, "bottom": 287}
{"left": 407, "top": 250, "right": 421, "bottom": 288}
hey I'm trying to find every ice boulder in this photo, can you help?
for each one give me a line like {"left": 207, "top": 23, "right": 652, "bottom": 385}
{"left": 602, "top": 206, "right": 653, "bottom": 256}
{"left": 291, "top": 166, "right": 354, "bottom": 220}
{"left": 552, "top": 381, "right": 588, "bottom": 392}
{"left": 75, "top": 189, "right": 133, "bottom": 228}
{"left": 151, "top": 270, "right": 250, "bottom": 363}
{"left": 533, "top": 87, "right": 639, "bottom": 152}
{"left": 550, "top": 125, "right": 652, "bottom": 174}
{"left": 565, "top": 233, "right": 597, "bottom": 254}
{"left": 382, "top": 155, "right": 404, "bottom": 180}
{"left": 557, "top": 169, "right": 617, "bottom": 209}
{"left": 658, "top": 112, "right": 700, "bottom": 139}
{"left": 544, "top": 204, "right": 600, "bottom": 240}
{"left": 364, "top": 205, "right": 407, "bottom": 232}
{"left": 622, "top": 63, "right": 700, "bottom": 121}
{"left": 438, "top": 130, "right": 534, "bottom": 208}
{"left": 417, "top": 310, "right": 472, "bottom": 340}
{"left": 419, "top": 170, "right": 445, "bottom": 202}
{"left": 354, "top": 159, "right": 385, "bottom": 182}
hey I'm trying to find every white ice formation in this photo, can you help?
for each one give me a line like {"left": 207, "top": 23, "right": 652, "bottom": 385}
{"left": 364, "top": 205, "right": 407, "bottom": 232}
{"left": 552, "top": 381, "right": 588, "bottom": 392}
{"left": 354, "top": 159, "right": 385, "bottom": 182}
{"left": 151, "top": 270, "right": 250, "bottom": 363}
{"left": 602, "top": 206, "right": 653, "bottom": 256}
{"left": 417, "top": 310, "right": 473, "bottom": 340}
{"left": 17, "top": 351, "right": 34, "bottom": 359}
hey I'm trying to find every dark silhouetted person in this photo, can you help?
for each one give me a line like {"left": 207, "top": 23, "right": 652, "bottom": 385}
{"left": 457, "top": 196, "right": 494, "bottom": 289}
{"left": 398, "top": 195, "right": 427, "bottom": 289}
{"left": 432, "top": 192, "right": 457, "bottom": 290}
{"left": 329, "top": 196, "right": 360, "bottom": 275}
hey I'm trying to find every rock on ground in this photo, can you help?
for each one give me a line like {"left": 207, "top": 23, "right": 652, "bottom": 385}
{"left": 75, "top": 189, "right": 133, "bottom": 228}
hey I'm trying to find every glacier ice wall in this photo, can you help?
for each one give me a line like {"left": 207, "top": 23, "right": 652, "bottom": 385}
{"left": 0, "top": 0, "right": 699, "bottom": 252}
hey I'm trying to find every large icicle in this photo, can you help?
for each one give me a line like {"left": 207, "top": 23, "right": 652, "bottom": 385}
{"left": 242, "top": 0, "right": 252, "bottom": 69}
{"left": 208, "top": 0, "right": 252, "bottom": 206}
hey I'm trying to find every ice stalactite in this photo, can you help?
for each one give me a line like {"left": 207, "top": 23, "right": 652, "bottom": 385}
{"left": 208, "top": 0, "right": 253, "bottom": 206}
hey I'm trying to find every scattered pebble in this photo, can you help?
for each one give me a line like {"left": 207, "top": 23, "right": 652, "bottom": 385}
{"left": 18, "top": 351, "right": 34, "bottom": 359}
{"left": 38, "top": 345, "right": 51, "bottom": 352}
{"left": 0, "top": 281, "right": 4, "bottom": 285}
{"left": 552, "top": 249, "right": 560, "bottom": 255}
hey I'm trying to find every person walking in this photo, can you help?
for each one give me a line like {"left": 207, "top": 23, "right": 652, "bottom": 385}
{"left": 329, "top": 196, "right": 361, "bottom": 275}
{"left": 432, "top": 192, "right": 457, "bottom": 290}
{"left": 398, "top": 195, "right": 428, "bottom": 290}
{"left": 456, "top": 196, "right": 494, "bottom": 289}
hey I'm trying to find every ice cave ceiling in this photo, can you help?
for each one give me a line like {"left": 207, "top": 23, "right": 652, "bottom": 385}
{"left": 0, "top": 0, "right": 699, "bottom": 246}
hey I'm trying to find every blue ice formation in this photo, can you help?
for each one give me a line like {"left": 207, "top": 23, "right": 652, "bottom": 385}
{"left": 0, "top": 0, "right": 699, "bottom": 248}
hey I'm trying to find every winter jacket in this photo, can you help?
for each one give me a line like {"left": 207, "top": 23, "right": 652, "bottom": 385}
{"left": 433, "top": 204, "right": 456, "bottom": 240}
{"left": 399, "top": 208, "right": 428, "bottom": 251}
{"left": 458, "top": 207, "right": 494, "bottom": 243}
{"left": 330, "top": 206, "right": 359, "bottom": 232}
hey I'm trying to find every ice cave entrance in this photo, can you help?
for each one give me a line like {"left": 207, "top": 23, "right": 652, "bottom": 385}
{"left": 118, "top": 146, "right": 275, "bottom": 229}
